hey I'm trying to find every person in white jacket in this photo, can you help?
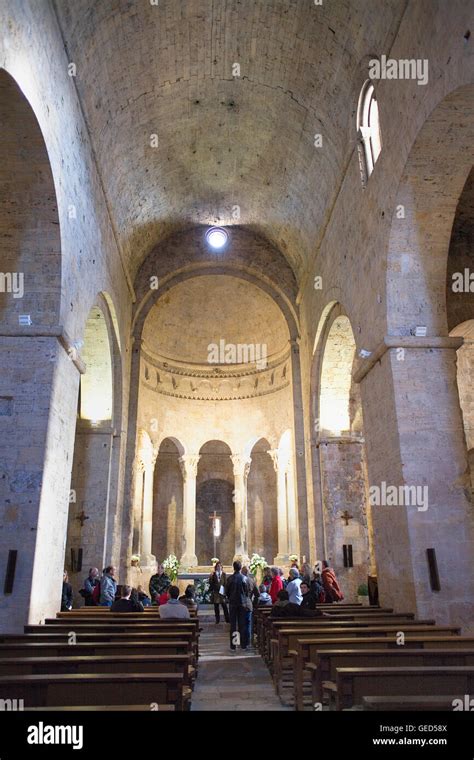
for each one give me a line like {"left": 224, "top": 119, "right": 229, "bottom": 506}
{"left": 286, "top": 568, "right": 303, "bottom": 605}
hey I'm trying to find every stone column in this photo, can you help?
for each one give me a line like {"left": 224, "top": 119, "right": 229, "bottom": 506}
{"left": 231, "top": 454, "right": 251, "bottom": 564}
{"left": 289, "top": 337, "right": 310, "bottom": 559}
{"left": 131, "top": 455, "right": 145, "bottom": 556}
{"left": 179, "top": 455, "right": 200, "bottom": 567}
{"left": 269, "top": 449, "right": 289, "bottom": 564}
{"left": 141, "top": 448, "right": 158, "bottom": 567}
{"left": 355, "top": 336, "right": 474, "bottom": 627}
{"left": 285, "top": 457, "right": 299, "bottom": 556}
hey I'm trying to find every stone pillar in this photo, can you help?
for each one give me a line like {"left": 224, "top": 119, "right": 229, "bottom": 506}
{"left": 355, "top": 336, "right": 474, "bottom": 627}
{"left": 231, "top": 454, "right": 251, "bottom": 564}
{"left": 269, "top": 449, "right": 289, "bottom": 564}
{"left": 289, "top": 338, "right": 310, "bottom": 559}
{"left": 0, "top": 335, "right": 81, "bottom": 633}
{"left": 179, "top": 455, "right": 200, "bottom": 567}
{"left": 141, "top": 449, "right": 158, "bottom": 567}
{"left": 131, "top": 455, "right": 145, "bottom": 557}
{"left": 286, "top": 457, "right": 299, "bottom": 556}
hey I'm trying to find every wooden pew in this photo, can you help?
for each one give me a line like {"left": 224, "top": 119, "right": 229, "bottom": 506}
{"left": 362, "top": 695, "right": 459, "bottom": 711}
{"left": 292, "top": 636, "right": 474, "bottom": 710}
{"left": 0, "top": 653, "right": 195, "bottom": 688}
{"left": 325, "top": 666, "right": 474, "bottom": 710}
{"left": 24, "top": 623, "right": 200, "bottom": 661}
{"left": 0, "top": 632, "right": 198, "bottom": 668}
{"left": 0, "top": 672, "right": 186, "bottom": 710}
{"left": 305, "top": 647, "right": 474, "bottom": 709}
{"left": 25, "top": 705, "right": 175, "bottom": 711}
{"left": 270, "top": 625, "right": 462, "bottom": 696}
{"left": 259, "top": 615, "right": 440, "bottom": 662}
{"left": 0, "top": 640, "right": 191, "bottom": 660}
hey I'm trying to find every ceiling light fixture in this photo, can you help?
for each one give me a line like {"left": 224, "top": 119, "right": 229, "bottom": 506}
{"left": 206, "top": 226, "right": 228, "bottom": 250}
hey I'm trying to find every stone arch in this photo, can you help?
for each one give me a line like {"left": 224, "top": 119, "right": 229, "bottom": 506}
{"left": 153, "top": 437, "right": 185, "bottom": 563}
{"left": 387, "top": 84, "right": 474, "bottom": 336}
{"left": 0, "top": 68, "right": 61, "bottom": 326}
{"left": 196, "top": 440, "right": 234, "bottom": 566}
{"left": 310, "top": 304, "right": 374, "bottom": 595}
{"left": 65, "top": 298, "right": 121, "bottom": 589}
{"left": 0, "top": 69, "right": 69, "bottom": 631}
{"left": 247, "top": 438, "right": 278, "bottom": 564}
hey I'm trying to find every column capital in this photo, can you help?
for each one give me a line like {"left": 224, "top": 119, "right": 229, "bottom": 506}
{"left": 231, "top": 454, "right": 252, "bottom": 479}
{"left": 267, "top": 448, "right": 290, "bottom": 474}
{"left": 179, "top": 454, "right": 200, "bottom": 480}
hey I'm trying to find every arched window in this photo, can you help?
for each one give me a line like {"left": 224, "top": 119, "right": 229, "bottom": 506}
{"left": 357, "top": 80, "right": 382, "bottom": 183}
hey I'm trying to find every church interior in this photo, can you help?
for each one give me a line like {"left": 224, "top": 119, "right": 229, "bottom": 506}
{"left": 0, "top": 0, "right": 474, "bottom": 728}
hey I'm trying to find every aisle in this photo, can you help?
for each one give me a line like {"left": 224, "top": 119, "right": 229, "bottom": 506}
{"left": 191, "top": 610, "right": 292, "bottom": 711}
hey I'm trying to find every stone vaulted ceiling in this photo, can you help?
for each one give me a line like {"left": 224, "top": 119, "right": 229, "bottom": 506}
{"left": 53, "top": 0, "right": 405, "bottom": 282}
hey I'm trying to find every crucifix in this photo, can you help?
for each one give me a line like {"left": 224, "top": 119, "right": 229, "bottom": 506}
{"left": 340, "top": 510, "right": 353, "bottom": 527}
{"left": 76, "top": 510, "right": 89, "bottom": 527}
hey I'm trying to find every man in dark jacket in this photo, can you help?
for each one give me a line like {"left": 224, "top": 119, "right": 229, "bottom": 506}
{"left": 111, "top": 585, "right": 144, "bottom": 612}
{"left": 225, "top": 560, "right": 249, "bottom": 651}
{"left": 149, "top": 563, "right": 171, "bottom": 604}
{"left": 300, "top": 581, "right": 317, "bottom": 610}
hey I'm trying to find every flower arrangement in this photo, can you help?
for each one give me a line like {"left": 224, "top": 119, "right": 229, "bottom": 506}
{"left": 249, "top": 553, "right": 267, "bottom": 583}
{"left": 162, "top": 554, "right": 180, "bottom": 582}
{"left": 195, "top": 577, "right": 212, "bottom": 604}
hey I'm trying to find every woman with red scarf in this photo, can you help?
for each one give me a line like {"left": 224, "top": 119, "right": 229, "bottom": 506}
{"left": 269, "top": 566, "right": 284, "bottom": 603}
{"left": 321, "top": 560, "right": 344, "bottom": 603}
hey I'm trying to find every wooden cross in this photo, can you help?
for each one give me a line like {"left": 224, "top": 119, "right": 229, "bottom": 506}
{"left": 76, "top": 510, "right": 89, "bottom": 527}
{"left": 340, "top": 510, "right": 353, "bottom": 526}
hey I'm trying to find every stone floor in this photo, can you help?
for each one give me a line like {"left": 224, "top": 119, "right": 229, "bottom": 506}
{"left": 191, "top": 610, "right": 292, "bottom": 711}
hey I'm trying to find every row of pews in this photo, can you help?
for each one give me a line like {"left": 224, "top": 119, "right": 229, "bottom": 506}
{"left": 0, "top": 606, "right": 200, "bottom": 711}
{"left": 254, "top": 603, "right": 474, "bottom": 711}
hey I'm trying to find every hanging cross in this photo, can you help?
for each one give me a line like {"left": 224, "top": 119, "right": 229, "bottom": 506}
{"left": 76, "top": 510, "right": 89, "bottom": 527}
{"left": 340, "top": 510, "right": 353, "bottom": 526}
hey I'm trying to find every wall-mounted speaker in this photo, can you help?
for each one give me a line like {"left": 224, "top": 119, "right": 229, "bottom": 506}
{"left": 426, "top": 548, "right": 441, "bottom": 591}
{"left": 4, "top": 550, "right": 18, "bottom": 594}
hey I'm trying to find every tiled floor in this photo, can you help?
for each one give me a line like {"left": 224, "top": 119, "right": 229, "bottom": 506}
{"left": 191, "top": 612, "right": 292, "bottom": 711}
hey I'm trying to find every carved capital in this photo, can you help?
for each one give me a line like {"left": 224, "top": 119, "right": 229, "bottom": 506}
{"left": 231, "top": 454, "right": 252, "bottom": 480}
{"left": 179, "top": 454, "right": 200, "bottom": 480}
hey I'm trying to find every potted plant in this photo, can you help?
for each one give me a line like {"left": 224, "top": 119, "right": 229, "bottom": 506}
{"left": 163, "top": 554, "right": 180, "bottom": 583}
{"left": 357, "top": 582, "right": 369, "bottom": 606}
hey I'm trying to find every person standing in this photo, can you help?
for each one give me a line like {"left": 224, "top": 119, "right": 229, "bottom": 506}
{"left": 61, "top": 571, "right": 73, "bottom": 611}
{"left": 241, "top": 565, "right": 258, "bottom": 646}
{"left": 209, "top": 561, "right": 229, "bottom": 624}
{"left": 269, "top": 566, "right": 283, "bottom": 603}
{"left": 286, "top": 567, "right": 303, "bottom": 605}
{"left": 81, "top": 567, "right": 99, "bottom": 606}
{"left": 311, "top": 570, "right": 326, "bottom": 603}
{"left": 149, "top": 563, "right": 171, "bottom": 604}
{"left": 225, "top": 561, "right": 248, "bottom": 651}
{"left": 99, "top": 566, "right": 117, "bottom": 607}
{"left": 321, "top": 560, "right": 344, "bottom": 603}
